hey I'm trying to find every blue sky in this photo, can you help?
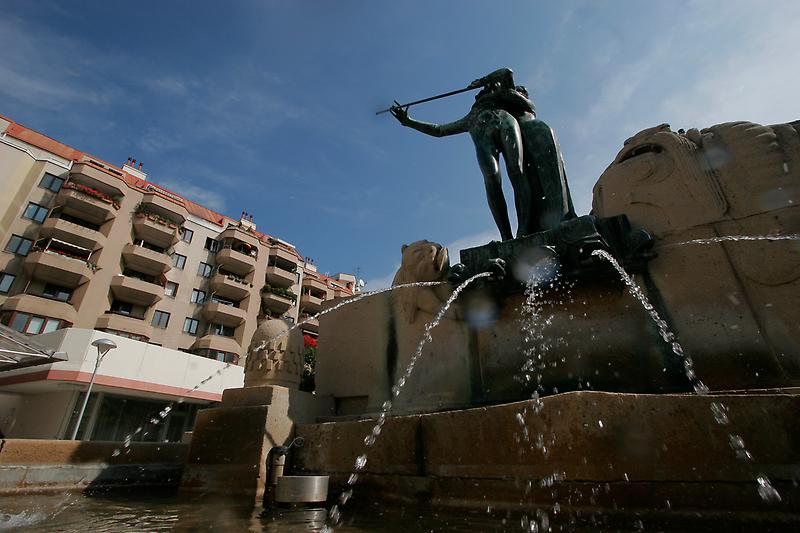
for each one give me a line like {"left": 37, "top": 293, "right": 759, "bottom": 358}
{"left": 1, "top": 1, "right": 797, "bottom": 288}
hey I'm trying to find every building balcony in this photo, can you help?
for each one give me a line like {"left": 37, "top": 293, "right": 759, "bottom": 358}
{"left": 132, "top": 214, "right": 179, "bottom": 249}
{"left": 265, "top": 265, "right": 296, "bottom": 288}
{"left": 299, "top": 294, "right": 324, "bottom": 314}
{"left": 95, "top": 313, "right": 151, "bottom": 340}
{"left": 302, "top": 277, "right": 328, "bottom": 295}
{"left": 121, "top": 243, "right": 171, "bottom": 276}
{"left": 56, "top": 185, "right": 117, "bottom": 226}
{"left": 201, "top": 301, "right": 247, "bottom": 328}
{"left": 1, "top": 294, "right": 77, "bottom": 325}
{"left": 219, "top": 226, "right": 261, "bottom": 249}
{"left": 22, "top": 251, "right": 93, "bottom": 288}
{"left": 138, "top": 192, "right": 188, "bottom": 224}
{"left": 209, "top": 273, "right": 251, "bottom": 301}
{"left": 191, "top": 335, "right": 241, "bottom": 357}
{"left": 216, "top": 247, "right": 256, "bottom": 276}
{"left": 332, "top": 288, "right": 352, "bottom": 300}
{"left": 269, "top": 246, "right": 298, "bottom": 265}
{"left": 109, "top": 274, "right": 163, "bottom": 306}
{"left": 70, "top": 162, "right": 126, "bottom": 196}
{"left": 298, "top": 315, "right": 319, "bottom": 334}
{"left": 261, "top": 292, "right": 294, "bottom": 314}
{"left": 39, "top": 217, "right": 105, "bottom": 251}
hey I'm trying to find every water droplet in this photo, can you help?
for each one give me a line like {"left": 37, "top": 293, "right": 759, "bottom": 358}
{"left": 756, "top": 474, "right": 782, "bottom": 503}
{"left": 710, "top": 402, "right": 729, "bottom": 424}
{"left": 354, "top": 454, "right": 368, "bottom": 471}
{"left": 338, "top": 489, "right": 353, "bottom": 505}
{"left": 328, "top": 504, "right": 341, "bottom": 525}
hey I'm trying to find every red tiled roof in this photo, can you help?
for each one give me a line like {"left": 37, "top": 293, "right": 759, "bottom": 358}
{"left": 2, "top": 119, "right": 83, "bottom": 161}
{"left": 1, "top": 114, "right": 304, "bottom": 261}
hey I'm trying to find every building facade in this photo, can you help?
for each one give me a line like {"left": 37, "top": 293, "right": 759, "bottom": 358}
{"left": 0, "top": 113, "right": 355, "bottom": 440}
{"left": 0, "top": 328, "right": 244, "bottom": 441}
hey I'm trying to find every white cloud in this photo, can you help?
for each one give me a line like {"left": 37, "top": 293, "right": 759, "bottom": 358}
{"left": 559, "top": 1, "right": 799, "bottom": 216}
{"left": 658, "top": 20, "right": 798, "bottom": 128}
{"left": 157, "top": 178, "right": 227, "bottom": 212}
{"left": 0, "top": 16, "right": 124, "bottom": 110}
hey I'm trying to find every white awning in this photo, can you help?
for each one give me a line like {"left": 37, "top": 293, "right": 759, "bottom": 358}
{"left": 0, "top": 324, "right": 68, "bottom": 371}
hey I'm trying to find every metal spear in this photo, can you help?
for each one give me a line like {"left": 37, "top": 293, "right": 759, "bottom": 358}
{"left": 375, "top": 85, "right": 476, "bottom": 115}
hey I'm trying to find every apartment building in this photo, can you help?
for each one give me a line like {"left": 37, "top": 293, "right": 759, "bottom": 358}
{"left": 0, "top": 113, "right": 355, "bottom": 440}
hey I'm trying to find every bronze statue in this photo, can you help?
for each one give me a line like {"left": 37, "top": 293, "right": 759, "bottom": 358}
{"left": 389, "top": 68, "right": 575, "bottom": 240}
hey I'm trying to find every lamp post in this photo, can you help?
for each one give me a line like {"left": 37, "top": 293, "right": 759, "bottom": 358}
{"left": 69, "top": 338, "right": 116, "bottom": 440}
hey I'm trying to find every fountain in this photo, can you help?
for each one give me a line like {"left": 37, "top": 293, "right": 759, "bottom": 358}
{"left": 288, "top": 119, "right": 800, "bottom": 529}
{"left": 3, "top": 115, "right": 798, "bottom": 531}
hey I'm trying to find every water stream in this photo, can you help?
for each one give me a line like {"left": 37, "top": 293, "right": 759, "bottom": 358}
{"left": 515, "top": 257, "right": 580, "bottom": 532}
{"left": 46, "top": 236, "right": 796, "bottom": 525}
{"left": 109, "top": 280, "right": 446, "bottom": 457}
{"left": 590, "top": 249, "right": 782, "bottom": 504}
{"left": 324, "top": 271, "right": 493, "bottom": 531}
{"left": 665, "top": 234, "right": 800, "bottom": 247}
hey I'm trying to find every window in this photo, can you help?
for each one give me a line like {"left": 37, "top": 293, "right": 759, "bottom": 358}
{"left": 197, "top": 262, "right": 213, "bottom": 278}
{"left": 190, "top": 289, "right": 206, "bottom": 304}
{"left": 204, "top": 237, "right": 219, "bottom": 252}
{"left": 110, "top": 300, "right": 133, "bottom": 316}
{"left": 23, "top": 202, "right": 49, "bottom": 223}
{"left": 193, "top": 348, "right": 238, "bottom": 364}
{"left": 210, "top": 323, "right": 235, "bottom": 337}
{"left": 164, "top": 281, "right": 179, "bottom": 298}
{"left": 183, "top": 317, "right": 199, "bottom": 335}
{"left": 102, "top": 330, "right": 147, "bottom": 342}
{"left": 7, "top": 312, "right": 63, "bottom": 334}
{"left": 39, "top": 173, "right": 64, "bottom": 192}
{"left": 171, "top": 253, "right": 186, "bottom": 269}
{"left": 180, "top": 227, "right": 194, "bottom": 243}
{"left": 0, "top": 273, "right": 15, "bottom": 294}
{"left": 151, "top": 310, "right": 170, "bottom": 328}
{"left": 210, "top": 350, "right": 237, "bottom": 363}
{"left": 5, "top": 235, "right": 33, "bottom": 256}
{"left": 42, "top": 283, "right": 72, "bottom": 302}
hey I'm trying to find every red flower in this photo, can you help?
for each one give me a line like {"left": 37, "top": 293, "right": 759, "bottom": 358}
{"left": 303, "top": 334, "right": 317, "bottom": 348}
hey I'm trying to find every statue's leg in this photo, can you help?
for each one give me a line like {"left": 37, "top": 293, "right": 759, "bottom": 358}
{"left": 499, "top": 119, "right": 532, "bottom": 237}
{"left": 474, "top": 142, "right": 513, "bottom": 241}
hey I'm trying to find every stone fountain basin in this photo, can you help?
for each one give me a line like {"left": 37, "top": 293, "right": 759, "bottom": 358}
{"left": 274, "top": 475, "right": 329, "bottom": 503}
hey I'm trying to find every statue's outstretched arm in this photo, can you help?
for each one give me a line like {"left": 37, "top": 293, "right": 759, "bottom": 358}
{"left": 391, "top": 106, "right": 470, "bottom": 138}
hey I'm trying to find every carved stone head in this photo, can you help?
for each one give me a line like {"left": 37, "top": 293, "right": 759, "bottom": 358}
{"left": 391, "top": 240, "right": 452, "bottom": 323}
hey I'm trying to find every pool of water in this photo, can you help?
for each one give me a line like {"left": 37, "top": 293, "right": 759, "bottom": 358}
{"left": 0, "top": 490, "right": 795, "bottom": 532}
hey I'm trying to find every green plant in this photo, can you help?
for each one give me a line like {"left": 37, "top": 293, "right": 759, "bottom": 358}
{"left": 300, "top": 334, "right": 317, "bottom": 392}
{"left": 134, "top": 203, "right": 180, "bottom": 229}
{"left": 261, "top": 284, "right": 297, "bottom": 302}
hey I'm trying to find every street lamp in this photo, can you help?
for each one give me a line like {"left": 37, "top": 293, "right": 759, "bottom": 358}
{"left": 68, "top": 338, "right": 117, "bottom": 440}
